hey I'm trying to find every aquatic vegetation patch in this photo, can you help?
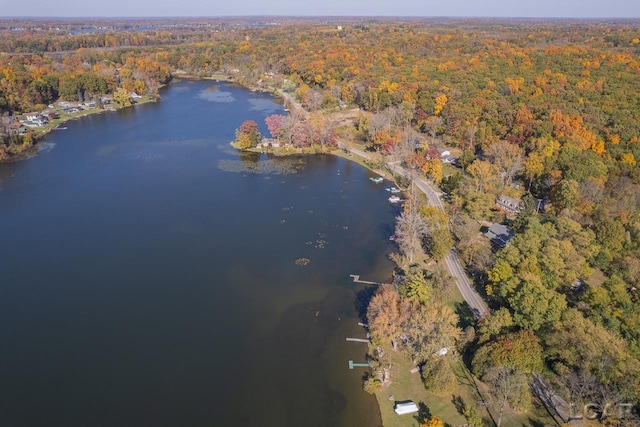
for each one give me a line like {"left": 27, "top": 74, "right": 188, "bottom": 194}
{"left": 217, "top": 158, "right": 305, "bottom": 175}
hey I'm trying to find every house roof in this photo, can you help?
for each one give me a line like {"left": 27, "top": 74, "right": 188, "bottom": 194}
{"left": 485, "top": 223, "right": 514, "bottom": 247}
{"left": 497, "top": 194, "right": 519, "bottom": 206}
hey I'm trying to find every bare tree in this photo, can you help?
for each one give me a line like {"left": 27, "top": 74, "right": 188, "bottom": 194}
{"left": 465, "top": 121, "right": 479, "bottom": 149}
{"left": 484, "top": 140, "right": 524, "bottom": 187}
{"left": 424, "top": 116, "right": 444, "bottom": 144}
{"left": 369, "top": 111, "right": 391, "bottom": 136}
{"left": 306, "top": 90, "right": 322, "bottom": 112}
{"left": 394, "top": 183, "right": 428, "bottom": 263}
{"left": 484, "top": 366, "right": 530, "bottom": 427}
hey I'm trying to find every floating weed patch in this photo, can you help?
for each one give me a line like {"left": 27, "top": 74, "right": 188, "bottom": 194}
{"left": 218, "top": 158, "right": 305, "bottom": 175}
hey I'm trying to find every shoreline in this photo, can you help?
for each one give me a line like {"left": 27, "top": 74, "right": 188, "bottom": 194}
{"left": 1, "top": 95, "right": 159, "bottom": 163}
{"left": 2, "top": 77, "right": 391, "bottom": 424}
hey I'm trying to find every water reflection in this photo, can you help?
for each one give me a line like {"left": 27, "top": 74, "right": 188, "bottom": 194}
{"left": 218, "top": 154, "right": 306, "bottom": 175}
{"left": 198, "top": 85, "right": 236, "bottom": 103}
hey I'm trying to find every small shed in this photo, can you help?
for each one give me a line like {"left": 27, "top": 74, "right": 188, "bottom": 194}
{"left": 394, "top": 401, "right": 419, "bottom": 415}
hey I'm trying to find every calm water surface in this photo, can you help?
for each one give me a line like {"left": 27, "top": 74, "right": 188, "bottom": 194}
{"left": 0, "top": 81, "right": 397, "bottom": 426}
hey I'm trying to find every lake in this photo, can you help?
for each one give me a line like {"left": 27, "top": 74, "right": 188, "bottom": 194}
{"left": 0, "top": 80, "right": 398, "bottom": 426}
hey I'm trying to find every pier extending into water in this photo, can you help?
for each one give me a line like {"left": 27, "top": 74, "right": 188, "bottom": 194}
{"left": 346, "top": 337, "right": 370, "bottom": 343}
{"left": 348, "top": 360, "right": 371, "bottom": 369}
{"left": 349, "top": 274, "right": 388, "bottom": 286}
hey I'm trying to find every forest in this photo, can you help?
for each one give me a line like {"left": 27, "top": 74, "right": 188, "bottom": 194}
{"left": 1, "top": 17, "right": 640, "bottom": 425}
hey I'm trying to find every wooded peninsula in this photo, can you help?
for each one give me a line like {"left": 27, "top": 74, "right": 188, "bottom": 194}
{"left": 1, "top": 17, "right": 639, "bottom": 426}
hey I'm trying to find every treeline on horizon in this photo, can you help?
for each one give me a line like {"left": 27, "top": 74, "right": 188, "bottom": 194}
{"left": 1, "top": 17, "right": 640, "bottom": 419}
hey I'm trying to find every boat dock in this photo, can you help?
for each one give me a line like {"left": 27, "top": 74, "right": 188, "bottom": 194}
{"left": 348, "top": 360, "right": 371, "bottom": 369}
{"left": 346, "top": 337, "right": 370, "bottom": 343}
{"left": 349, "top": 274, "right": 385, "bottom": 285}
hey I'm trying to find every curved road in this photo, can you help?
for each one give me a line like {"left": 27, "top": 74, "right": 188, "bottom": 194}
{"left": 336, "top": 144, "right": 489, "bottom": 318}
{"left": 385, "top": 162, "right": 488, "bottom": 317}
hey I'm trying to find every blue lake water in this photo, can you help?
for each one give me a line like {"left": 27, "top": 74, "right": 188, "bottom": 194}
{"left": 0, "top": 80, "right": 397, "bottom": 426}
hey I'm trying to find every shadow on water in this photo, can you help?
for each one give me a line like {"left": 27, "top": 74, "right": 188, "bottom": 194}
{"left": 355, "top": 286, "right": 378, "bottom": 320}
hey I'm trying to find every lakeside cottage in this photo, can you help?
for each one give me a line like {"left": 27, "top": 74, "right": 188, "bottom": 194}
{"left": 21, "top": 113, "right": 47, "bottom": 127}
{"left": 257, "top": 137, "right": 281, "bottom": 148}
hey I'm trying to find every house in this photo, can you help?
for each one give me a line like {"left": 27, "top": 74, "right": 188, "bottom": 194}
{"left": 58, "top": 101, "right": 71, "bottom": 108}
{"left": 496, "top": 194, "right": 520, "bottom": 214}
{"left": 21, "top": 113, "right": 47, "bottom": 127}
{"left": 83, "top": 101, "right": 96, "bottom": 109}
{"left": 43, "top": 110, "right": 59, "bottom": 120}
{"left": 24, "top": 112, "right": 43, "bottom": 121}
{"left": 443, "top": 155, "right": 458, "bottom": 164}
{"left": 484, "top": 223, "right": 514, "bottom": 248}
{"left": 8, "top": 121, "right": 25, "bottom": 134}
{"left": 22, "top": 119, "right": 46, "bottom": 127}
{"left": 257, "top": 137, "right": 281, "bottom": 148}
{"left": 129, "top": 92, "right": 142, "bottom": 100}
{"left": 571, "top": 279, "right": 585, "bottom": 292}
{"left": 437, "top": 147, "right": 451, "bottom": 158}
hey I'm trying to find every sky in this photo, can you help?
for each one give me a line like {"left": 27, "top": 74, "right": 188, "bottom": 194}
{"left": 0, "top": 0, "right": 639, "bottom": 18}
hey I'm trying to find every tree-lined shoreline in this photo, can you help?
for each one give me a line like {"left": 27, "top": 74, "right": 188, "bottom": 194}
{"left": 2, "top": 17, "right": 640, "bottom": 425}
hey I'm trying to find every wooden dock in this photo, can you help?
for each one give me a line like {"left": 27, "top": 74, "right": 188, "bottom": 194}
{"left": 348, "top": 360, "right": 371, "bottom": 369}
{"left": 349, "top": 274, "right": 384, "bottom": 285}
{"left": 346, "top": 337, "right": 370, "bottom": 343}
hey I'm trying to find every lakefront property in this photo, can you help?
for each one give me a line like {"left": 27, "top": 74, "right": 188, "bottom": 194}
{"left": 1, "top": 15, "right": 639, "bottom": 427}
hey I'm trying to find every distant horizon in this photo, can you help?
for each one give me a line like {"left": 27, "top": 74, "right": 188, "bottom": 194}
{"left": 0, "top": 0, "right": 638, "bottom": 20}
{"left": 1, "top": 15, "right": 639, "bottom": 21}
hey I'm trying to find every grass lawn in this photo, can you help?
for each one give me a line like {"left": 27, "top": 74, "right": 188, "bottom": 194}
{"left": 372, "top": 346, "right": 479, "bottom": 427}
{"left": 372, "top": 345, "right": 559, "bottom": 427}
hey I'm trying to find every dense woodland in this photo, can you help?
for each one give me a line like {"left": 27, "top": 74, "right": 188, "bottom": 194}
{"left": 2, "top": 17, "right": 640, "bottom": 424}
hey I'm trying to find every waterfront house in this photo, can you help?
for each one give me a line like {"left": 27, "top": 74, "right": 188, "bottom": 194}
{"left": 25, "top": 113, "right": 43, "bottom": 121}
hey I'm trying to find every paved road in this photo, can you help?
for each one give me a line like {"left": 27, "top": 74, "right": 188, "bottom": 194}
{"left": 337, "top": 146, "right": 488, "bottom": 317}
{"left": 385, "top": 160, "right": 489, "bottom": 318}
{"left": 531, "top": 373, "right": 584, "bottom": 425}
{"left": 276, "top": 90, "right": 309, "bottom": 119}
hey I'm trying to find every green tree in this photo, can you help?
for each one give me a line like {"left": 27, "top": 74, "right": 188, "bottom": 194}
{"left": 421, "top": 357, "right": 456, "bottom": 394}
{"left": 510, "top": 193, "right": 535, "bottom": 232}
{"left": 551, "top": 179, "right": 579, "bottom": 212}
{"left": 113, "top": 88, "right": 133, "bottom": 107}
{"left": 401, "top": 270, "right": 433, "bottom": 304}
{"left": 420, "top": 206, "right": 453, "bottom": 260}
{"left": 508, "top": 277, "right": 567, "bottom": 331}
{"left": 477, "top": 308, "right": 514, "bottom": 345}
{"left": 472, "top": 329, "right": 543, "bottom": 377}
